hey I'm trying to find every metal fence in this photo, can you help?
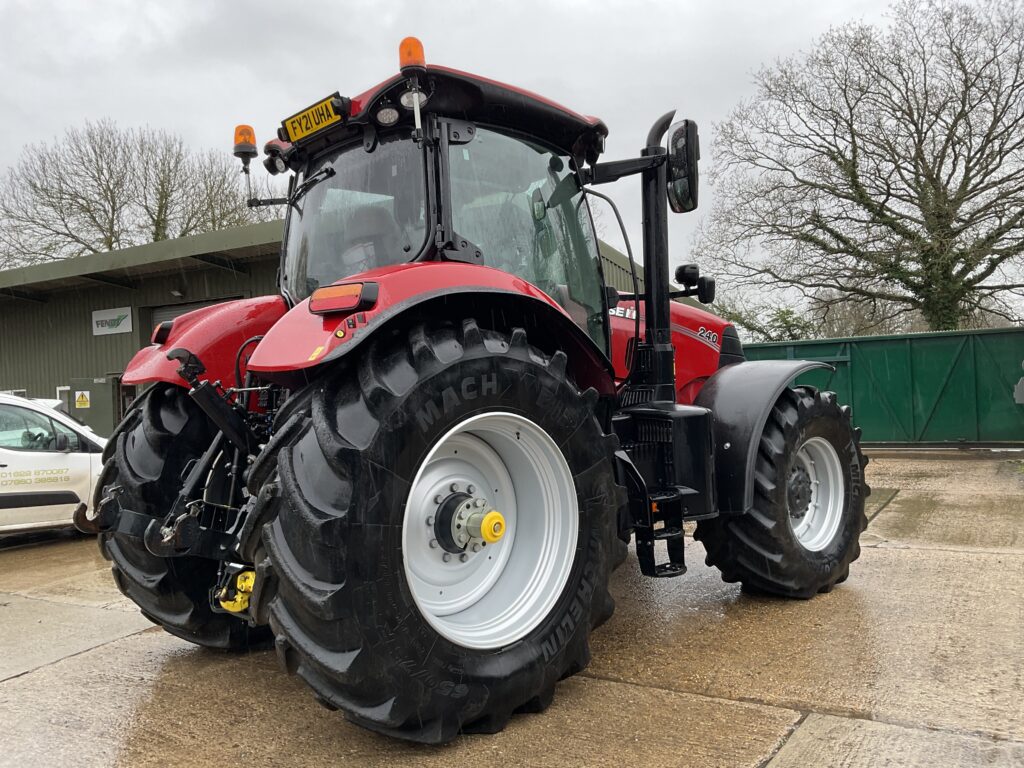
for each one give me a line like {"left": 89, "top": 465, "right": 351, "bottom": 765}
{"left": 744, "top": 327, "right": 1024, "bottom": 445}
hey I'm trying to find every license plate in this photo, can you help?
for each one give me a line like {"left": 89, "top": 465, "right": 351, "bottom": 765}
{"left": 282, "top": 93, "right": 343, "bottom": 143}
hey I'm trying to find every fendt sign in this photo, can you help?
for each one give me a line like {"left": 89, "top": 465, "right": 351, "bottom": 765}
{"left": 91, "top": 307, "right": 133, "bottom": 336}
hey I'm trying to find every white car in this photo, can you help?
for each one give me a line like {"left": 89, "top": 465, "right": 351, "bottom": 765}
{"left": 0, "top": 393, "right": 107, "bottom": 534}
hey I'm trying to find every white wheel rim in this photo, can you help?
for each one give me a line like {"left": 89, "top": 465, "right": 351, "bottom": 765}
{"left": 403, "top": 412, "right": 578, "bottom": 649}
{"left": 788, "top": 436, "right": 845, "bottom": 551}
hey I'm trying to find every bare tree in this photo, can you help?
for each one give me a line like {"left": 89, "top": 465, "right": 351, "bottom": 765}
{"left": 186, "top": 150, "right": 281, "bottom": 231}
{"left": 725, "top": 287, "right": 1016, "bottom": 342}
{"left": 715, "top": 294, "right": 820, "bottom": 342}
{"left": 698, "top": 0, "right": 1024, "bottom": 331}
{"left": 131, "top": 127, "right": 192, "bottom": 242}
{"left": 0, "top": 120, "right": 278, "bottom": 267}
{"left": 0, "top": 119, "right": 134, "bottom": 264}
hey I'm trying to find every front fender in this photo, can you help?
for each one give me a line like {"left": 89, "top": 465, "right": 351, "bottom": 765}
{"left": 122, "top": 295, "right": 288, "bottom": 387}
{"left": 695, "top": 360, "right": 833, "bottom": 514}
{"left": 247, "top": 262, "right": 615, "bottom": 394}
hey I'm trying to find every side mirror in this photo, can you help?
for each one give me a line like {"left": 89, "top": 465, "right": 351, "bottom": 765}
{"left": 675, "top": 263, "right": 699, "bottom": 288}
{"left": 670, "top": 265, "right": 715, "bottom": 304}
{"left": 54, "top": 432, "right": 69, "bottom": 452}
{"left": 697, "top": 276, "right": 715, "bottom": 304}
{"left": 666, "top": 119, "right": 699, "bottom": 213}
{"left": 531, "top": 188, "right": 546, "bottom": 222}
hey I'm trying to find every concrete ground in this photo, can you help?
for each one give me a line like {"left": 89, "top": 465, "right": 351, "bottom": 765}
{"left": 1, "top": 451, "right": 1022, "bottom": 767}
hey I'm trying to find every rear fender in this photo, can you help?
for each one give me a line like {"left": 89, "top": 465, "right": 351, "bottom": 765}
{"left": 246, "top": 262, "right": 615, "bottom": 395}
{"left": 694, "top": 360, "right": 833, "bottom": 514}
{"left": 122, "top": 296, "right": 289, "bottom": 387}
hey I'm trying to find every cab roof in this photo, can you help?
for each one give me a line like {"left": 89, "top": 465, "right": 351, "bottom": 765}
{"left": 335, "top": 66, "right": 607, "bottom": 165}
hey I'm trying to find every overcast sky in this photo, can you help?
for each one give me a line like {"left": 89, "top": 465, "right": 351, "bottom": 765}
{"left": 0, "top": 0, "right": 894, "bottom": 261}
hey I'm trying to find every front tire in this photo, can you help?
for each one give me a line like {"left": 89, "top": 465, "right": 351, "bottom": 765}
{"left": 694, "top": 386, "right": 869, "bottom": 598}
{"left": 260, "top": 319, "right": 622, "bottom": 743}
{"left": 98, "top": 384, "right": 265, "bottom": 649}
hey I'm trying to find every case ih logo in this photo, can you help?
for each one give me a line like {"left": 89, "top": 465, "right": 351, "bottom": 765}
{"left": 95, "top": 314, "right": 128, "bottom": 329}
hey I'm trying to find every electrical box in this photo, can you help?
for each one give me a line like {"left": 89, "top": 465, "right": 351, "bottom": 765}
{"left": 69, "top": 376, "right": 118, "bottom": 438}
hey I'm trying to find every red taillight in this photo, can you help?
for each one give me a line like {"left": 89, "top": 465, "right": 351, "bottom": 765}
{"left": 308, "top": 282, "right": 378, "bottom": 315}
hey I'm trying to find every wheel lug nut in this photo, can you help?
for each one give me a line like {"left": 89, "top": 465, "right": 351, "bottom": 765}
{"left": 434, "top": 495, "right": 443, "bottom": 504}
{"left": 459, "top": 553, "right": 469, "bottom": 563}
{"left": 450, "top": 483, "right": 459, "bottom": 492}
{"left": 467, "top": 484, "right": 476, "bottom": 494}
{"left": 426, "top": 516, "right": 435, "bottom": 526}
{"left": 429, "top": 539, "right": 439, "bottom": 549}
{"left": 475, "top": 498, "right": 486, "bottom": 508}
{"left": 471, "top": 543, "right": 481, "bottom": 553}
{"left": 442, "top": 553, "right": 451, "bottom": 563}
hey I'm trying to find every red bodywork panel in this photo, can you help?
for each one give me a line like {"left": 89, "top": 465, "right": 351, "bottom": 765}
{"left": 247, "top": 262, "right": 616, "bottom": 393}
{"left": 122, "top": 296, "right": 288, "bottom": 387}
{"left": 122, "top": 266, "right": 730, "bottom": 402}
{"left": 609, "top": 300, "right": 732, "bottom": 404}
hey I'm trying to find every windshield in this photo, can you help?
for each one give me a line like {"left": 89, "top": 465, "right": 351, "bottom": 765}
{"left": 449, "top": 128, "right": 608, "bottom": 350}
{"left": 283, "top": 131, "right": 428, "bottom": 300}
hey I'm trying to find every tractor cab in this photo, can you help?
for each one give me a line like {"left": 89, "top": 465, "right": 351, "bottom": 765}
{"left": 239, "top": 47, "right": 612, "bottom": 349}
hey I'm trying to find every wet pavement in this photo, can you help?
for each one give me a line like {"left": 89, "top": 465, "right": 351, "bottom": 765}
{"left": 1, "top": 452, "right": 1022, "bottom": 767}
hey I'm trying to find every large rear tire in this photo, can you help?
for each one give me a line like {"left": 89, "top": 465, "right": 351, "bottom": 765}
{"left": 97, "top": 384, "right": 266, "bottom": 649}
{"left": 694, "top": 386, "right": 869, "bottom": 598}
{"left": 259, "top": 319, "right": 623, "bottom": 743}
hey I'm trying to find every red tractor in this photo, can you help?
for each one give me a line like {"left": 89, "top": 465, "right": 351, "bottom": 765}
{"left": 77, "top": 38, "right": 868, "bottom": 743}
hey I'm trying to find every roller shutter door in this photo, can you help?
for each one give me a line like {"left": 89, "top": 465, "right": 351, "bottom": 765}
{"left": 151, "top": 300, "right": 226, "bottom": 326}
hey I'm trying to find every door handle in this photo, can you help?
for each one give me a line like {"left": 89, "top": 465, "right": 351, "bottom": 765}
{"left": 0, "top": 464, "right": 7, "bottom": 468}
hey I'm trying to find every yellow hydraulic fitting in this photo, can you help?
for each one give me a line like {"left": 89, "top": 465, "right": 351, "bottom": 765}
{"left": 218, "top": 570, "right": 256, "bottom": 613}
{"left": 479, "top": 510, "right": 506, "bottom": 544}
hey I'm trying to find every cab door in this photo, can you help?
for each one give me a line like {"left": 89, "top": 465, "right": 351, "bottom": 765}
{"left": 0, "top": 404, "right": 93, "bottom": 531}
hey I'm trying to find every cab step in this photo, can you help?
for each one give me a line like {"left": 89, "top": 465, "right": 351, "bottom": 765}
{"left": 635, "top": 489, "right": 688, "bottom": 578}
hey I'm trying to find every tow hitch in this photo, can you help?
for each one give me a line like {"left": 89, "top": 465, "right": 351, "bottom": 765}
{"left": 216, "top": 568, "right": 256, "bottom": 614}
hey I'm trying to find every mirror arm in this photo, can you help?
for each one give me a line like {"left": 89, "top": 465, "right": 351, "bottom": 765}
{"left": 647, "top": 109, "right": 676, "bottom": 146}
{"left": 669, "top": 277, "right": 715, "bottom": 304}
{"left": 581, "top": 155, "right": 664, "bottom": 185}
{"left": 247, "top": 197, "right": 288, "bottom": 208}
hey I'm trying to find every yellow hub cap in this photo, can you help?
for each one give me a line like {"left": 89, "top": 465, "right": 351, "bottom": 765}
{"left": 480, "top": 510, "right": 506, "bottom": 543}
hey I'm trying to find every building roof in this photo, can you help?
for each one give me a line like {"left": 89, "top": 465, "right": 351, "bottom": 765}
{"left": 0, "top": 220, "right": 284, "bottom": 302}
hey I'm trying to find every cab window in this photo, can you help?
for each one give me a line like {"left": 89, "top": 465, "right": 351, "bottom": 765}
{"left": 0, "top": 405, "right": 61, "bottom": 452}
{"left": 283, "top": 132, "right": 429, "bottom": 300}
{"left": 448, "top": 127, "right": 608, "bottom": 351}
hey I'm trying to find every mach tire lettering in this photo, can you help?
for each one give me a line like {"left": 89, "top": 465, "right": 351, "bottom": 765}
{"left": 416, "top": 374, "right": 498, "bottom": 432}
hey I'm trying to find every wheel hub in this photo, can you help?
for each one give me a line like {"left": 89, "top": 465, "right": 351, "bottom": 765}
{"left": 788, "top": 436, "right": 846, "bottom": 552}
{"left": 787, "top": 463, "right": 813, "bottom": 520}
{"left": 433, "top": 492, "right": 472, "bottom": 553}
{"left": 431, "top": 489, "right": 506, "bottom": 555}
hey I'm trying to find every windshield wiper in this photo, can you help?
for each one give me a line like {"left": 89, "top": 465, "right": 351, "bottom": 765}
{"left": 289, "top": 166, "right": 336, "bottom": 207}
